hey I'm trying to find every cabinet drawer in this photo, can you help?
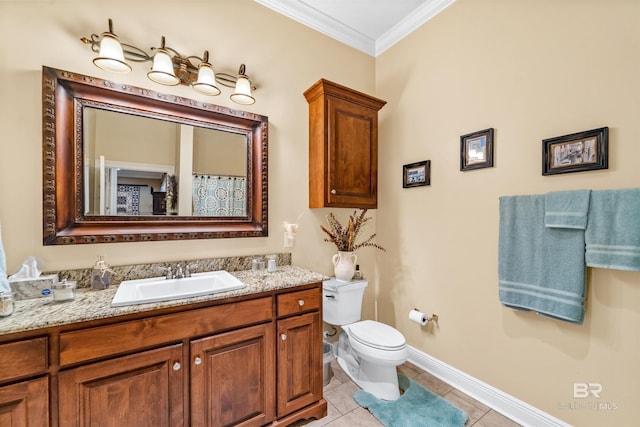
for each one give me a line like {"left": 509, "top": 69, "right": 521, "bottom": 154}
{"left": 277, "top": 288, "right": 320, "bottom": 317}
{"left": 0, "top": 337, "right": 48, "bottom": 383}
{"left": 59, "top": 297, "right": 272, "bottom": 366}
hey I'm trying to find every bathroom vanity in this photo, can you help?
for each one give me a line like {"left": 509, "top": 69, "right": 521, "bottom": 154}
{"left": 0, "top": 266, "right": 327, "bottom": 426}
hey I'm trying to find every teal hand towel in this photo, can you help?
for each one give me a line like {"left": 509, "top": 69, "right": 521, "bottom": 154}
{"left": 499, "top": 195, "right": 586, "bottom": 324}
{"left": 544, "top": 189, "right": 591, "bottom": 229}
{"left": 585, "top": 188, "right": 640, "bottom": 271}
{"left": 0, "top": 224, "right": 10, "bottom": 294}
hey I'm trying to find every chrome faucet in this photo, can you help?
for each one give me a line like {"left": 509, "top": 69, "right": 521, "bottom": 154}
{"left": 164, "top": 266, "right": 173, "bottom": 280}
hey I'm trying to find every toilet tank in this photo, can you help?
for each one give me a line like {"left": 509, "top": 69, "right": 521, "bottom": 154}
{"left": 322, "top": 278, "right": 368, "bottom": 325}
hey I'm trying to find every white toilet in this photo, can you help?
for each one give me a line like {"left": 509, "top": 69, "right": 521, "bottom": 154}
{"left": 323, "top": 278, "right": 408, "bottom": 401}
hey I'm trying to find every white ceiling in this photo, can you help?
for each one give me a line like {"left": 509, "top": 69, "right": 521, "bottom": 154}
{"left": 255, "top": 0, "right": 456, "bottom": 57}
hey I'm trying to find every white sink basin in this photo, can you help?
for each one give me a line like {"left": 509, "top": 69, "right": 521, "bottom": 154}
{"left": 111, "top": 270, "right": 245, "bottom": 307}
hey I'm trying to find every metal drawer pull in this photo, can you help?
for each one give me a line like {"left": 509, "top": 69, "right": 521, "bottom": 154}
{"left": 298, "top": 299, "right": 305, "bottom": 306}
{"left": 173, "top": 362, "right": 181, "bottom": 371}
{"left": 194, "top": 357, "right": 202, "bottom": 366}
{"left": 281, "top": 334, "right": 287, "bottom": 341}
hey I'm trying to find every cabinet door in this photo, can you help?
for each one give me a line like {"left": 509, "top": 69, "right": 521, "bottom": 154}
{"left": 0, "top": 376, "right": 49, "bottom": 426}
{"left": 191, "top": 323, "right": 275, "bottom": 427}
{"left": 58, "top": 344, "right": 184, "bottom": 427}
{"left": 277, "top": 312, "right": 322, "bottom": 417}
{"left": 326, "top": 96, "right": 378, "bottom": 208}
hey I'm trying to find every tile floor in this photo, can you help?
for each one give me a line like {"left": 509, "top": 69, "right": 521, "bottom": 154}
{"left": 293, "top": 359, "right": 523, "bottom": 427}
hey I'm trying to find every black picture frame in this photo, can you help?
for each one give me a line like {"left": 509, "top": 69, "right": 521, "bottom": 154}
{"left": 460, "top": 128, "right": 494, "bottom": 171}
{"left": 403, "top": 160, "right": 431, "bottom": 188}
{"left": 542, "top": 127, "right": 608, "bottom": 176}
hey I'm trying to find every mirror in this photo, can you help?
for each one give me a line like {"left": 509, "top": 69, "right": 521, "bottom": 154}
{"left": 42, "top": 66, "right": 268, "bottom": 245}
{"left": 83, "top": 108, "right": 247, "bottom": 217}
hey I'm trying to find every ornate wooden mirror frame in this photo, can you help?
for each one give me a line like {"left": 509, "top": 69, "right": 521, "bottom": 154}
{"left": 42, "top": 66, "right": 268, "bottom": 245}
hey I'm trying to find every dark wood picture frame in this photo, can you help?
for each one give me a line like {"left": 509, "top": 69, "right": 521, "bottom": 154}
{"left": 542, "top": 127, "right": 608, "bottom": 176}
{"left": 460, "top": 128, "right": 494, "bottom": 171}
{"left": 403, "top": 160, "right": 431, "bottom": 188}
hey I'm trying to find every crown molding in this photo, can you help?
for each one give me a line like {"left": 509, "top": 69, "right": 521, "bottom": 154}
{"left": 255, "top": 0, "right": 456, "bottom": 57}
{"left": 255, "top": 0, "right": 376, "bottom": 56}
{"left": 375, "top": 0, "right": 456, "bottom": 56}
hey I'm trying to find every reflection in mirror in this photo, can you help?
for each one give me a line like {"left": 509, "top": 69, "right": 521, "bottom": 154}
{"left": 42, "top": 66, "right": 268, "bottom": 245}
{"left": 83, "top": 108, "right": 247, "bottom": 217}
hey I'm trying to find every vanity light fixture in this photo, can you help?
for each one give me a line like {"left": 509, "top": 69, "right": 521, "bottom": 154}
{"left": 81, "top": 19, "right": 257, "bottom": 104}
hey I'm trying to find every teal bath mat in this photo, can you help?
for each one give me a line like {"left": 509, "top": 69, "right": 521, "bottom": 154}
{"left": 354, "top": 375, "right": 468, "bottom": 427}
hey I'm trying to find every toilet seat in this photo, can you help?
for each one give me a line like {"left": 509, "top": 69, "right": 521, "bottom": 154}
{"left": 347, "top": 320, "right": 406, "bottom": 351}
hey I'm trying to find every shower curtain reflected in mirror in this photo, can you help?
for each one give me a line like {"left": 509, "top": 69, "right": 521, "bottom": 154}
{"left": 192, "top": 175, "right": 247, "bottom": 216}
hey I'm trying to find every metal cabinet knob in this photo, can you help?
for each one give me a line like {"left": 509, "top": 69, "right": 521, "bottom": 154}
{"left": 331, "top": 189, "right": 337, "bottom": 194}
{"left": 194, "top": 357, "right": 202, "bottom": 366}
{"left": 173, "top": 362, "right": 181, "bottom": 371}
{"left": 298, "top": 299, "right": 305, "bottom": 306}
{"left": 281, "top": 334, "right": 287, "bottom": 341}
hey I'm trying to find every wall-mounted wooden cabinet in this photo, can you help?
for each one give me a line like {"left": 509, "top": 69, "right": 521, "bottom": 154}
{"left": 304, "top": 79, "right": 386, "bottom": 209}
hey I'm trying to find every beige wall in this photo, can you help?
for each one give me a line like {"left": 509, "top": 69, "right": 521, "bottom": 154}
{"left": 376, "top": 1, "right": 640, "bottom": 426}
{"left": 1, "top": 0, "right": 638, "bottom": 426}
{"left": 0, "top": 0, "right": 375, "bottom": 277}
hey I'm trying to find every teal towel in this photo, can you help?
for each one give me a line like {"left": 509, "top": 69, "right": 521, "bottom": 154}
{"left": 585, "top": 188, "right": 640, "bottom": 271}
{"left": 0, "top": 225, "right": 10, "bottom": 294}
{"left": 499, "top": 195, "right": 586, "bottom": 324}
{"left": 545, "top": 189, "right": 591, "bottom": 229}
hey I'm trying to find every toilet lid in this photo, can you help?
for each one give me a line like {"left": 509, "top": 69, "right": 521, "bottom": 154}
{"left": 348, "top": 320, "right": 406, "bottom": 351}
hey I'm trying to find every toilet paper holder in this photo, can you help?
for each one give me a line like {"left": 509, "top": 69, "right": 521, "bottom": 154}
{"left": 410, "top": 308, "right": 438, "bottom": 325}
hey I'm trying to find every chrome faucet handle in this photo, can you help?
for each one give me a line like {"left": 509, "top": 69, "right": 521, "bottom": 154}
{"left": 175, "top": 264, "right": 184, "bottom": 279}
{"left": 163, "top": 266, "right": 173, "bottom": 280}
{"left": 184, "top": 263, "right": 198, "bottom": 278}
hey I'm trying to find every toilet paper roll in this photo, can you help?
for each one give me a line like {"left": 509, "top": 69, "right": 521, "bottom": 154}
{"left": 409, "top": 309, "right": 428, "bottom": 326}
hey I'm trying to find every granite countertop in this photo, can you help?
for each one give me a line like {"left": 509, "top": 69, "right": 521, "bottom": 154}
{"left": 0, "top": 265, "right": 327, "bottom": 337}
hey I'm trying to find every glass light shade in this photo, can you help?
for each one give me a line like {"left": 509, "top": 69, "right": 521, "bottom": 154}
{"left": 230, "top": 75, "right": 255, "bottom": 105}
{"left": 147, "top": 49, "right": 180, "bottom": 86}
{"left": 192, "top": 63, "right": 221, "bottom": 96}
{"left": 93, "top": 33, "right": 131, "bottom": 73}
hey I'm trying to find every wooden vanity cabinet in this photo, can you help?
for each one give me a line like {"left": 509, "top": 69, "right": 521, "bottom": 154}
{"left": 12, "top": 283, "right": 327, "bottom": 427}
{"left": 58, "top": 344, "right": 185, "bottom": 426}
{"left": 0, "top": 337, "right": 49, "bottom": 426}
{"left": 304, "top": 79, "right": 386, "bottom": 209}
{"left": 191, "top": 323, "right": 275, "bottom": 426}
{"left": 276, "top": 288, "right": 323, "bottom": 419}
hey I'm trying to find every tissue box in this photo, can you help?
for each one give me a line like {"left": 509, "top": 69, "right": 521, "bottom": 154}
{"left": 9, "top": 274, "right": 59, "bottom": 300}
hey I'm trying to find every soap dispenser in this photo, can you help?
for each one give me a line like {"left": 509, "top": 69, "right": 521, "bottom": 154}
{"left": 91, "top": 256, "right": 113, "bottom": 290}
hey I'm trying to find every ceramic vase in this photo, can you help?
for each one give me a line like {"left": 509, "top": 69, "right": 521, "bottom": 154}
{"left": 332, "top": 251, "right": 357, "bottom": 282}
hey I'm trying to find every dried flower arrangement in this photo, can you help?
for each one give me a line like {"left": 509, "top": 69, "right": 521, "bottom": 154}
{"left": 320, "top": 209, "right": 386, "bottom": 252}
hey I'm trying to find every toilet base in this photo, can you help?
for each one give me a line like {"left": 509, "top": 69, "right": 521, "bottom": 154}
{"left": 337, "top": 355, "right": 402, "bottom": 401}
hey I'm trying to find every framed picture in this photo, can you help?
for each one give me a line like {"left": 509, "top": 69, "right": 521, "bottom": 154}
{"left": 460, "top": 128, "right": 494, "bottom": 171}
{"left": 542, "top": 127, "right": 608, "bottom": 176}
{"left": 403, "top": 160, "right": 430, "bottom": 188}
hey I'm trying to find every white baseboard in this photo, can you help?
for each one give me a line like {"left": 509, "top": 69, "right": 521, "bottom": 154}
{"left": 407, "top": 346, "right": 572, "bottom": 427}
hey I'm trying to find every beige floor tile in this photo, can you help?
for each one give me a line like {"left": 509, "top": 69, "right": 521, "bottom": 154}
{"left": 443, "top": 389, "right": 490, "bottom": 425}
{"left": 324, "top": 381, "right": 361, "bottom": 415}
{"left": 324, "top": 407, "right": 382, "bottom": 427}
{"left": 328, "top": 358, "right": 350, "bottom": 384}
{"left": 411, "top": 371, "right": 455, "bottom": 396}
{"left": 397, "top": 362, "right": 422, "bottom": 379}
{"left": 472, "top": 410, "right": 523, "bottom": 427}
